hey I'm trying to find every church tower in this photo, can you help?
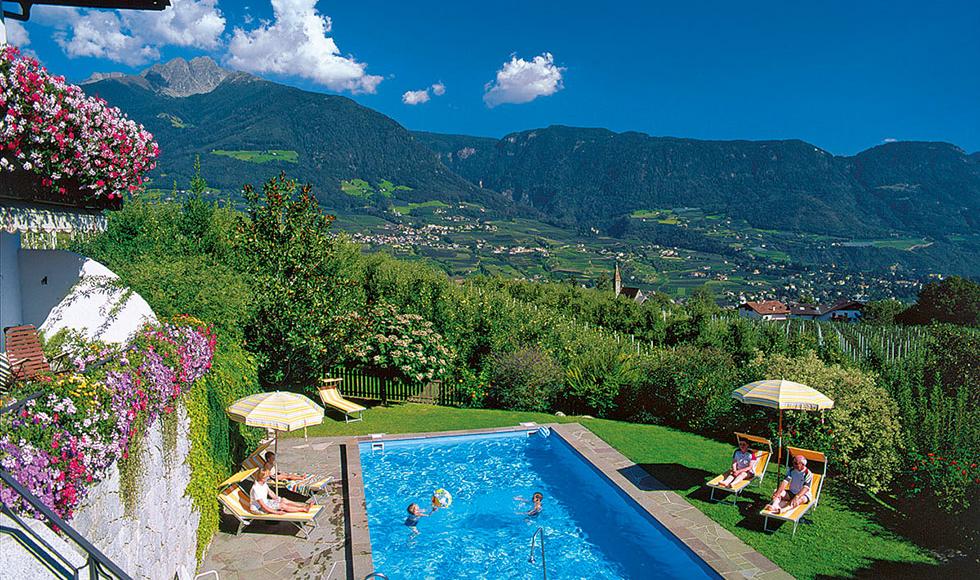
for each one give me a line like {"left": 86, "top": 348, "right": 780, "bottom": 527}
{"left": 614, "top": 262, "right": 622, "bottom": 296}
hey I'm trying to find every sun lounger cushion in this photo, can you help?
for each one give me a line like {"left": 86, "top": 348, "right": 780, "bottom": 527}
{"left": 218, "top": 485, "right": 322, "bottom": 522}
{"left": 319, "top": 387, "right": 366, "bottom": 413}
{"left": 242, "top": 441, "right": 273, "bottom": 471}
{"left": 761, "top": 473, "right": 822, "bottom": 522}
{"left": 707, "top": 450, "right": 771, "bottom": 493}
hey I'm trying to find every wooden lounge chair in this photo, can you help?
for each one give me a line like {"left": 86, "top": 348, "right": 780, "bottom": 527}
{"left": 3, "top": 325, "right": 69, "bottom": 381}
{"left": 241, "top": 441, "right": 333, "bottom": 502}
{"left": 760, "top": 446, "right": 828, "bottom": 536}
{"left": 706, "top": 432, "right": 773, "bottom": 504}
{"left": 317, "top": 379, "right": 365, "bottom": 423}
{"left": 216, "top": 468, "right": 323, "bottom": 539}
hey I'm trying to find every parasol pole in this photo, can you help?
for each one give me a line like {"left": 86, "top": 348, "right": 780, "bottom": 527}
{"left": 777, "top": 409, "right": 783, "bottom": 479}
{"left": 275, "top": 430, "right": 279, "bottom": 489}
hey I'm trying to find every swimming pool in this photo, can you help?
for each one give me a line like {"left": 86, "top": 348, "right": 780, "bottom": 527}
{"left": 359, "top": 429, "right": 719, "bottom": 579}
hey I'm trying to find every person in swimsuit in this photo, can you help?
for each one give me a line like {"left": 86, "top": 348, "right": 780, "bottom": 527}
{"left": 405, "top": 503, "right": 428, "bottom": 531}
{"left": 526, "top": 492, "right": 543, "bottom": 517}
{"left": 718, "top": 440, "right": 758, "bottom": 488}
{"left": 765, "top": 455, "right": 814, "bottom": 515}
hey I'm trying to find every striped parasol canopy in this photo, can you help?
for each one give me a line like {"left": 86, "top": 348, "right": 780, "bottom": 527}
{"left": 226, "top": 391, "right": 324, "bottom": 432}
{"left": 732, "top": 380, "right": 834, "bottom": 411}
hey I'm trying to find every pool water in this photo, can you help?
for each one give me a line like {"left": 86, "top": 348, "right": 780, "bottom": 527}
{"left": 359, "top": 430, "right": 717, "bottom": 579}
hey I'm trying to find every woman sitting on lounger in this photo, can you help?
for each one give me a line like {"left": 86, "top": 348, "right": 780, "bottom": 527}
{"left": 718, "top": 439, "right": 757, "bottom": 488}
{"left": 250, "top": 468, "right": 311, "bottom": 515}
{"left": 765, "top": 454, "right": 813, "bottom": 515}
{"left": 263, "top": 451, "right": 304, "bottom": 482}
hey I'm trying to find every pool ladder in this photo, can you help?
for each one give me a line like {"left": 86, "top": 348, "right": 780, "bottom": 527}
{"left": 528, "top": 527, "right": 548, "bottom": 580}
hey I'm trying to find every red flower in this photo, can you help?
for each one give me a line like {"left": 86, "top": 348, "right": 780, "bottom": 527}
{"left": 927, "top": 453, "right": 934, "bottom": 457}
{"left": 951, "top": 460, "right": 957, "bottom": 465}
{"left": 911, "top": 466, "right": 917, "bottom": 471}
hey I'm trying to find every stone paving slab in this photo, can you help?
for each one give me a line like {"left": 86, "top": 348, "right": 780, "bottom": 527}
{"left": 199, "top": 436, "right": 349, "bottom": 580}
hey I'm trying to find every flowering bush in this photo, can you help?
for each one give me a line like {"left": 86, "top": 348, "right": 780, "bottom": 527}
{"left": 905, "top": 450, "right": 980, "bottom": 513}
{"left": 0, "top": 317, "right": 214, "bottom": 520}
{"left": 340, "top": 302, "right": 453, "bottom": 384}
{"left": 0, "top": 46, "right": 158, "bottom": 203}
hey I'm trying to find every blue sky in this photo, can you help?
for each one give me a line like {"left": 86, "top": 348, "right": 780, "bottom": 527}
{"left": 6, "top": 0, "right": 980, "bottom": 154}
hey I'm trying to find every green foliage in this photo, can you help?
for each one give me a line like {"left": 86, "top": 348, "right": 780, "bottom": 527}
{"left": 564, "top": 345, "right": 638, "bottom": 418}
{"left": 621, "top": 346, "right": 741, "bottom": 431}
{"left": 751, "top": 352, "right": 903, "bottom": 492}
{"left": 486, "top": 347, "right": 563, "bottom": 412}
{"left": 339, "top": 302, "right": 453, "bottom": 384}
{"left": 899, "top": 276, "right": 980, "bottom": 326}
{"left": 238, "top": 173, "right": 365, "bottom": 388}
{"left": 862, "top": 299, "right": 908, "bottom": 325}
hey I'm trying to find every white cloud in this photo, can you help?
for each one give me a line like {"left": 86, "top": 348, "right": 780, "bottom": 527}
{"left": 5, "top": 20, "right": 31, "bottom": 47}
{"left": 883, "top": 137, "right": 898, "bottom": 143}
{"left": 33, "top": 0, "right": 224, "bottom": 66}
{"left": 431, "top": 82, "right": 445, "bottom": 96}
{"left": 227, "top": 0, "right": 382, "bottom": 93}
{"left": 402, "top": 89, "right": 430, "bottom": 105}
{"left": 484, "top": 52, "right": 564, "bottom": 107}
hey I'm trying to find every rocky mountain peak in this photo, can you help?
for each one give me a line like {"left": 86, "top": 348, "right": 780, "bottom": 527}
{"left": 139, "top": 56, "right": 231, "bottom": 97}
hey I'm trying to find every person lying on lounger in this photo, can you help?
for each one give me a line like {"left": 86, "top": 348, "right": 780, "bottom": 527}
{"left": 249, "top": 468, "right": 311, "bottom": 515}
{"left": 765, "top": 455, "right": 813, "bottom": 515}
{"left": 717, "top": 439, "right": 758, "bottom": 488}
{"left": 263, "top": 451, "right": 305, "bottom": 481}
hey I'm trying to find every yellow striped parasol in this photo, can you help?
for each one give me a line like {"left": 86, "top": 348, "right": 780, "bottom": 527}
{"left": 733, "top": 379, "right": 834, "bottom": 411}
{"left": 226, "top": 391, "right": 324, "bottom": 431}
{"left": 226, "top": 392, "right": 324, "bottom": 487}
{"left": 733, "top": 380, "right": 833, "bottom": 476}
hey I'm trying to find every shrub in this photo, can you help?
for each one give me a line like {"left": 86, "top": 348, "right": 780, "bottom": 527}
{"left": 621, "top": 346, "right": 741, "bottom": 432}
{"left": 486, "top": 347, "right": 563, "bottom": 412}
{"left": 563, "top": 343, "right": 638, "bottom": 417}
{"left": 750, "top": 352, "right": 903, "bottom": 492}
{"left": 339, "top": 302, "right": 454, "bottom": 384}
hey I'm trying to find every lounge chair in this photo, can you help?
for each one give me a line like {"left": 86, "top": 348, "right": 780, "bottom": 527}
{"left": 760, "top": 446, "right": 828, "bottom": 536}
{"left": 3, "top": 325, "right": 69, "bottom": 381}
{"left": 317, "top": 379, "right": 365, "bottom": 423}
{"left": 241, "top": 441, "right": 333, "bottom": 503}
{"left": 706, "top": 432, "right": 773, "bottom": 504}
{"left": 216, "top": 468, "right": 323, "bottom": 539}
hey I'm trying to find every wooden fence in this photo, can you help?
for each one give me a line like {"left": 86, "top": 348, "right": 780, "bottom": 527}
{"left": 329, "top": 367, "right": 464, "bottom": 407}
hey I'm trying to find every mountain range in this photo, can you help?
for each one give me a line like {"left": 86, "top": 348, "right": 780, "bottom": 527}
{"left": 81, "top": 57, "right": 980, "bottom": 274}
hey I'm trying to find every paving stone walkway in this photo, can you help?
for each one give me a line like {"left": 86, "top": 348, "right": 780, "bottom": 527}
{"left": 199, "top": 436, "right": 350, "bottom": 580}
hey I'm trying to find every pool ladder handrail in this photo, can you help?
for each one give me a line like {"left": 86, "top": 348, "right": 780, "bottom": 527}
{"left": 364, "top": 573, "right": 388, "bottom": 580}
{"left": 528, "top": 527, "right": 548, "bottom": 580}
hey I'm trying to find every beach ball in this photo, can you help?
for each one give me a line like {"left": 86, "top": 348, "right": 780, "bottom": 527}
{"left": 432, "top": 488, "right": 453, "bottom": 508}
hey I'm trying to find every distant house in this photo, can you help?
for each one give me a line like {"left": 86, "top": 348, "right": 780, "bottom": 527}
{"left": 614, "top": 263, "right": 647, "bottom": 305}
{"left": 787, "top": 302, "right": 821, "bottom": 320}
{"left": 818, "top": 300, "right": 864, "bottom": 322}
{"left": 739, "top": 300, "right": 790, "bottom": 320}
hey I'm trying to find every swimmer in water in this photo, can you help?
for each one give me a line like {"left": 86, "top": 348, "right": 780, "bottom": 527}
{"left": 515, "top": 492, "right": 544, "bottom": 516}
{"left": 405, "top": 503, "right": 428, "bottom": 532}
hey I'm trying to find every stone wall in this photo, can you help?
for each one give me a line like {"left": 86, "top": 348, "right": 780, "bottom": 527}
{"left": 70, "top": 405, "right": 199, "bottom": 580}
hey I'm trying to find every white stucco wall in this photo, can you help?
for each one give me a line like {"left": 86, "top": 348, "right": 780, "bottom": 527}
{"left": 19, "top": 249, "right": 157, "bottom": 344}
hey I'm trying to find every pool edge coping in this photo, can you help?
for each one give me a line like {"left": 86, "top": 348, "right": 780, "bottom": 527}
{"left": 344, "top": 423, "right": 791, "bottom": 580}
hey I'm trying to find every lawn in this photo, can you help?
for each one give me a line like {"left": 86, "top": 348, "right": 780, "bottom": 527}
{"left": 211, "top": 149, "right": 299, "bottom": 164}
{"left": 392, "top": 200, "right": 449, "bottom": 215}
{"left": 293, "top": 403, "right": 935, "bottom": 579}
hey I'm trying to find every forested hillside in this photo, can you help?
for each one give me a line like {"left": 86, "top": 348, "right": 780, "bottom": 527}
{"left": 417, "top": 126, "right": 980, "bottom": 238}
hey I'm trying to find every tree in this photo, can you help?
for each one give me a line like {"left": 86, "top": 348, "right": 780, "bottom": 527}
{"left": 237, "top": 173, "right": 365, "bottom": 389}
{"left": 862, "top": 299, "right": 908, "bottom": 325}
{"left": 899, "top": 277, "right": 980, "bottom": 326}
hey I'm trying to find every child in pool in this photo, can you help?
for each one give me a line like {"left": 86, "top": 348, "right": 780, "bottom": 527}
{"left": 405, "top": 503, "right": 428, "bottom": 531}
{"left": 515, "top": 492, "right": 544, "bottom": 516}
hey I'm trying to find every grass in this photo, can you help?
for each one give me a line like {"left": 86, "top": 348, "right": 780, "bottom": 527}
{"left": 392, "top": 200, "right": 449, "bottom": 215}
{"left": 293, "top": 403, "right": 935, "bottom": 579}
{"left": 211, "top": 149, "right": 299, "bottom": 164}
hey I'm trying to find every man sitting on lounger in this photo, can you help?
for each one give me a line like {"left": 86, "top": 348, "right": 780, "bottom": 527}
{"left": 249, "top": 467, "right": 311, "bottom": 515}
{"left": 765, "top": 454, "right": 813, "bottom": 515}
{"left": 717, "top": 439, "right": 757, "bottom": 488}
